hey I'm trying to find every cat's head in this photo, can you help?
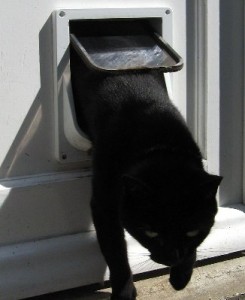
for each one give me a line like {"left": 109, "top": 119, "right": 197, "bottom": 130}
{"left": 122, "top": 162, "right": 222, "bottom": 267}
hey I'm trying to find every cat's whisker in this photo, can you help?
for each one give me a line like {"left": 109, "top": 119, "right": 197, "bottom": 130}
{"left": 147, "top": 259, "right": 157, "bottom": 269}
{"left": 198, "top": 247, "right": 235, "bottom": 253}
{"left": 132, "top": 257, "right": 153, "bottom": 272}
{"left": 128, "top": 251, "right": 150, "bottom": 257}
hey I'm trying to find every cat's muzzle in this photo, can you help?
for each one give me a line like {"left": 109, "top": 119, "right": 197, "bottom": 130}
{"left": 151, "top": 249, "right": 180, "bottom": 267}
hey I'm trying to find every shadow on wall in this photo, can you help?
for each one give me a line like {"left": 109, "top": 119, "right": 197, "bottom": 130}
{"left": 219, "top": 0, "right": 244, "bottom": 206}
{"left": 0, "top": 14, "right": 106, "bottom": 295}
{"left": 0, "top": 13, "right": 95, "bottom": 241}
{"left": 1, "top": 16, "right": 55, "bottom": 179}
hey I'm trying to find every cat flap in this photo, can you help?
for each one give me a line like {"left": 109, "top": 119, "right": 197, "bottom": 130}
{"left": 69, "top": 21, "right": 183, "bottom": 73}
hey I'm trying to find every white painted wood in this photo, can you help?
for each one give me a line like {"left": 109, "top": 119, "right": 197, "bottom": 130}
{"left": 0, "top": 2, "right": 187, "bottom": 296}
{"left": 219, "top": 0, "right": 244, "bottom": 206}
{"left": 1, "top": 1, "right": 245, "bottom": 298}
{"left": 0, "top": 232, "right": 106, "bottom": 300}
{"left": 0, "top": 207, "right": 244, "bottom": 299}
{"left": 187, "top": 0, "right": 244, "bottom": 206}
{"left": 0, "top": 170, "right": 91, "bottom": 189}
{"left": 186, "top": 0, "right": 223, "bottom": 198}
{"left": 205, "top": 0, "right": 220, "bottom": 178}
{"left": 0, "top": 173, "right": 93, "bottom": 246}
{"left": 186, "top": 0, "right": 208, "bottom": 158}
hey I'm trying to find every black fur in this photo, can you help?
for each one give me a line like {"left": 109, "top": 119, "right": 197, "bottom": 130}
{"left": 70, "top": 46, "right": 222, "bottom": 300}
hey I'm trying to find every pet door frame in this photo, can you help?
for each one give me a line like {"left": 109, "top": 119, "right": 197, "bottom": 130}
{"left": 53, "top": 8, "right": 175, "bottom": 163}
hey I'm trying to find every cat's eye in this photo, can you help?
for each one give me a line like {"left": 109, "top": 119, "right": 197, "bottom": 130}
{"left": 186, "top": 230, "right": 200, "bottom": 237}
{"left": 145, "top": 230, "right": 159, "bottom": 238}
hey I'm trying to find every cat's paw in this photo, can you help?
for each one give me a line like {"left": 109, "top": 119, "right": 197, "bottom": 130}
{"left": 111, "top": 277, "right": 137, "bottom": 300}
{"left": 111, "top": 295, "right": 136, "bottom": 300}
{"left": 169, "top": 267, "right": 193, "bottom": 290}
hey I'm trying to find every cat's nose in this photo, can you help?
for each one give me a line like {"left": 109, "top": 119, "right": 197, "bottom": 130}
{"left": 151, "top": 249, "right": 180, "bottom": 266}
{"left": 169, "top": 249, "right": 180, "bottom": 265}
{"left": 175, "top": 249, "right": 180, "bottom": 261}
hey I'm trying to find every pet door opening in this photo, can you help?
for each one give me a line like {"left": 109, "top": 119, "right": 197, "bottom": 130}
{"left": 68, "top": 18, "right": 183, "bottom": 153}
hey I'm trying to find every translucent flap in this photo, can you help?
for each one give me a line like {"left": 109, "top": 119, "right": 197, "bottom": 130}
{"left": 70, "top": 21, "right": 183, "bottom": 73}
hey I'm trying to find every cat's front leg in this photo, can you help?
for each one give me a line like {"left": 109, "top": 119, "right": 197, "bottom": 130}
{"left": 169, "top": 251, "right": 196, "bottom": 290}
{"left": 91, "top": 198, "right": 137, "bottom": 300}
{"left": 110, "top": 276, "right": 137, "bottom": 300}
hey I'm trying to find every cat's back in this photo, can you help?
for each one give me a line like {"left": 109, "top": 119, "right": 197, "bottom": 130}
{"left": 88, "top": 71, "right": 200, "bottom": 161}
{"left": 87, "top": 71, "right": 179, "bottom": 137}
{"left": 71, "top": 55, "right": 200, "bottom": 164}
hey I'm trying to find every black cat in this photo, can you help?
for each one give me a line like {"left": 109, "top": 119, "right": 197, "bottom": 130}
{"left": 70, "top": 46, "right": 222, "bottom": 300}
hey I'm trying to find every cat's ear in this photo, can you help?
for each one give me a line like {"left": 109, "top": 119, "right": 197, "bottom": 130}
{"left": 122, "top": 175, "right": 152, "bottom": 198}
{"left": 199, "top": 174, "right": 223, "bottom": 198}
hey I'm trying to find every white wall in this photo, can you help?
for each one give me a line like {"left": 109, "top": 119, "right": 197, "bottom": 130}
{"left": 1, "top": 1, "right": 244, "bottom": 299}
{"left": 0, "top": 0, "right": 186, "bottom": 244}
{"left": 0, "top": 0, "right": 187, "bottom": 243}
{"left": 0, "top": 0, "right": 186, "bottom": 179}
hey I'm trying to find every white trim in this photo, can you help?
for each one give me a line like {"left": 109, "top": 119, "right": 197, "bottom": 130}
{"left": 0, "top": 174, "right": 93, "bottom": 247}
{"left": 0, "top": 207, "right": 244, "bottom": 299}
{"left": 194, "top": 0, "right": 207, "bottom": 158}
{"left": 187, "top": 0, "right": 221, "bottom": 181}
{"left": 205, "top": 0, "right": 221, "bottom": 187}
{"left": 53, "top": 7, "right": 174, "bottom": 163}
{"left": 0, "top": 232, "right": 106, "bottom": 300}
{"left": 0, "top": 170, "right": 92, "bottom": 190}
{"left": 219, "top": 0, "right": 244, "bottom": 206}
{"left": 187, "top": 0, "right": 220, "bottom": 176}
{"left": 186, "top": 0, "right": 207, "bottom": 158}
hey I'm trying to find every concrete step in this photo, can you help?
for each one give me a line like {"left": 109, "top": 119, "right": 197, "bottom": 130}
{"left": 27, "top": 254, "right": 245, "bottom": 300}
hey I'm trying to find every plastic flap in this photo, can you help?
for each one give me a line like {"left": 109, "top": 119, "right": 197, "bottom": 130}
{"left": 70, "top": 25, "right": 183, "bottom": 73}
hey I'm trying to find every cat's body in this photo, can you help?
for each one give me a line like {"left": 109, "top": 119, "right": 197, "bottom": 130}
{"left": 70, "top": 46, "right": 222, "bottom": 300}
